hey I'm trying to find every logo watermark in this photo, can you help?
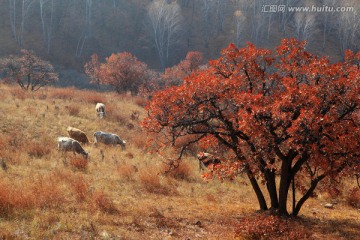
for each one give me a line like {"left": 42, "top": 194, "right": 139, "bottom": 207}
{"left": 261, "top": 5, "right": 354, "bottom": 13}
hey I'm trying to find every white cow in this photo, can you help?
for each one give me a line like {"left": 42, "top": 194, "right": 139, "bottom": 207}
{"left": 57, "top": 137, "right": 88, "bottom": 159}
{"left": 96, "top": 103, "right": 106, "bottom": 119}
{"left": 93, "top": 131, "right": 126, "bottom": 150}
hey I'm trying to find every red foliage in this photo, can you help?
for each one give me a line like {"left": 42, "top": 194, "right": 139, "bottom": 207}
{"left": 162, "top": 51, "right": 203, "bottom": 87}
{"left": 143, "top": 38, "right": 360, "bottom": 216}
{"left": 234, "top": 215, "right": 312, "bottom": 239}
{"left": 69, "top": 156, "right": 88, "bottom": 171}
{"left": 85, "top": 52, "right": 148, "bottom": 95}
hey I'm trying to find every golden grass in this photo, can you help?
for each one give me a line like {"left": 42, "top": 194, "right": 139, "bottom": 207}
{"left": 0, "top": 83, "right": 359, "bottom": 239}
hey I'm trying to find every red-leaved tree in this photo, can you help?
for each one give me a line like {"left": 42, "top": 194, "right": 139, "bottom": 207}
{"left": 143, "top": 39, "right": 359, "bottom": 216}
{"left": 162, "top": 51, "right": 203, "bottom": 87}
{"left": 84, "top": 52, "right": 148, "bottom": 95}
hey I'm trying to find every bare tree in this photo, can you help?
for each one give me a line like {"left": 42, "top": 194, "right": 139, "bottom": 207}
{"left": 9, "top": 0, "right": 17, "bottom": 41}
{"left": 39, "top": 0, "right": 54, "bottom": 54}
{"left": 320, "top": 0, "right": 337, "bottom": 49}
{"left": 9, "top": 0, "right": 35, "bottom": 46}
{"left": 20, "top": 0, "right": 36, "bottom": 46}
{"left": 336, "top": 3, "right": 360, "bottom": 54}
{"left": 293, "top": 13, "right": 317, "bottom": 41}
{"left": 147, "top": 0, "right": 183, "bottom": 69}
{"left": 234, "top": 10, "right": 246, "bottom": 47}
{"left": 76, "top": 0, "right": 93, "bottom": 58}
{"left": 278, "top": 0, "right": 299, "bottom": 37}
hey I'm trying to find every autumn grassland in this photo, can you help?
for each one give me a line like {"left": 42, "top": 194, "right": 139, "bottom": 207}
{"left": 0, "top": 83, "right": 359, "bottom": 239}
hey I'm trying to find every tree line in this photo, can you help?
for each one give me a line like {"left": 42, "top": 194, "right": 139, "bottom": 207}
{"left": 0, "top": 0, "right": 359, "bottom": 72}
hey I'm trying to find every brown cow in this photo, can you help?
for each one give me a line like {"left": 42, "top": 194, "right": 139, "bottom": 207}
{"left": 67, "top": 126, "right": 89, "bottom": 144}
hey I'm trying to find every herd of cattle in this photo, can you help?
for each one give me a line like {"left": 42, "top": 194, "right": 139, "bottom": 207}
{"left": 57, "top": 103, "right": 220, "bottom": 170}
{"left": 57, "top": 103, "right": 126, "bottom": 159}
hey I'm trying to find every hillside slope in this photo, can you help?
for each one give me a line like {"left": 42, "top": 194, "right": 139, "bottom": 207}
{"left": 0, "top": 84, "right": 359, "bottom": 239}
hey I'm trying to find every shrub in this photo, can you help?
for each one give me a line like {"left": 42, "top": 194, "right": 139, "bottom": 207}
{"left": 346, "top": 187, "right": 360, "bottom": 208}
{"left": 162, "top": 160, "right": 193, "bottom": 181}
{"left": 49, "top": 87, "right": 76, "bottom": 100}
{"left": 27, "top": 142, "right": 51, "bottom": 158}
{"left": 10, "top": 87, "right": 27, "bottom": 100}
{"left": 138, "top": 168, "right": 172, "bottom": 195}
{"left": 69, "top": 156, "right": 88, "bottom": 171}
{"left": 91, "top": 191, "right": 118, "bottom": 214}
{"left": 78, "top": 91, "right": 106, "bottom": 104}
{"left": 65, "top": 105, "right": 80, "bottom": 116}
{"left": 108, "top": 112, "right": 127, "bottom": 124}
{"left": 0, "top": 180, "right": 17, "bottom": 216}
{"left": 70, "top": 175, "right": 89, "bottom": 202}
{"left": 30, "top": 175, "right": 66, "bottom": 209}
{"left": 118, "top": 163, "right": 138, "bottom": 181}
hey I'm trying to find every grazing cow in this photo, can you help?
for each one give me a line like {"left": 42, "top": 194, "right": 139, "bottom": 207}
{"left": 197, "top": 152, "right": 222, "bottom": 171}
{"left": 67, "top": 126, "right": 89, "bottom": 144}
{"left": 93, "top": 131, "right": 126, "bottom": 150}
{"left": 96, "top": 103, "right": 106, "bottom": 119}
{"left": 57, "top": 137, "right": 88, "bottom": 159}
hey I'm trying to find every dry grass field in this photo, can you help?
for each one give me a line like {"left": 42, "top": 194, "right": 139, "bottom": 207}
{"left": 0, "top": 83, "right": 359, "bottom": 239}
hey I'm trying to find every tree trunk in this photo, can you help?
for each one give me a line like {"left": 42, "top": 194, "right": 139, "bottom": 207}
{"left": 293, "top": 175, "right": 326, "bottom": 216}
{"left": 265, "top": 169, "right": 278, "bottom": 209}
{"left": 278, "top": 160, "right": 292, "bottom": 215}
{"left": 244, "top": 165, "right": 268, "bottom": 210}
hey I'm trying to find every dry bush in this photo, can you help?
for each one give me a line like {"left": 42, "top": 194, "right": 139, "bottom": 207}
{"left": 117, "top": 163, "right": 138, "bottom": 181}
{"left": 69, "top": 156, "right": 88, "bottom": 171}
{"left": 9, "top": 87, "right": 28, "bottom": 100}
{"left": 49, "top": 87, "right": 76, "bottom": 100}
{"left": 0, "top": 134, "right": 23, "bottom": 164}
{"left": 27, "top": 142, "right": 51, "bottom": 158}
{"left": 30, "top": 175, "right": 67, "bottom": 209}
{"left": 0, "top": 174, "right": 67, "bottom": 217}
{"left": 134, "top": 97, "right": 148, "bottom": 108}
{"left": 130, "top": 134, "right": 148, "bottom": 149}
{"left": 138, "top": 168, "right": 172, "bottom": 195}
{"left": 69, "top": 175, "right": 90, "bottom": 202}
{"left": 346, "top": 187, "right": 360, "bottom": 208}
{"left": 108, "top": 112, "right": 127, "bottom": 124}
{"left": 77, "top": 91, "right": 106, "bottom": 104}
{"left": 162, "top": 160, "right": 194, "bottom": 181}
{"left": 91, "top": 191, "right": 118, "bottom": 214}
{"left": 0, "top": 180, "right": 17, "bottom": 216}
{"left": 234, "top": 215, "right": 312, "bottom": 240}
{"left": 65, "top": 105, "right": 80, "bottom": 116}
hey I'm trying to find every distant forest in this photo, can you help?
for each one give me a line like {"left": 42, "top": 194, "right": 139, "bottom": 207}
{"left": 0, "top": 0, "right": 359, "bottom": 87}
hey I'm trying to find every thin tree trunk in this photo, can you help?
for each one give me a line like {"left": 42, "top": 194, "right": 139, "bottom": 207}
{"left": 293, "top": 175, "right": 325, "bottom": 216}
{"left": 265, "top": 170, "right": 279, "bottom": 209}
{"left": 244, "top": 164, "right": 268, "bottom": 210}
